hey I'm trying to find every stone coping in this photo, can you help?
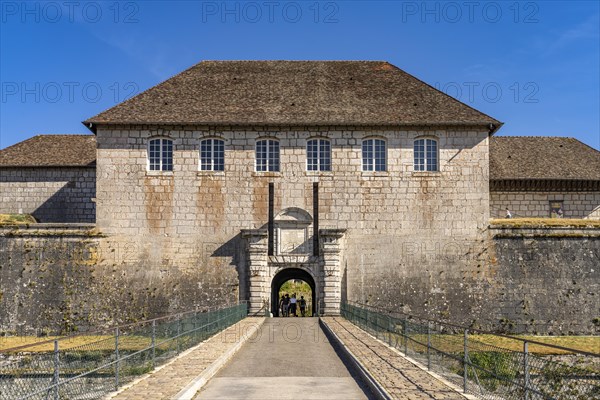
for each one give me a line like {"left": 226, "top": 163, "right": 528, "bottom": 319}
{"left": 489, "top": 224, "right": 600, "bottom": 238}
{"left": 0, "top": 223, "right": 100, "bottom": 236}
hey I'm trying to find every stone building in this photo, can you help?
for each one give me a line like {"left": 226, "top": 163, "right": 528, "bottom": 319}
{"left": 0, "top": 135, "right": 96, "bottom": 223}
{"left": 80, "top": 60, "right": 503, "bottom": 315}
{"left": 1, "top": 61, "right": 598, "bottom": 328}
{"left": 490, "top": 136, "right": 600, "bottom": 219}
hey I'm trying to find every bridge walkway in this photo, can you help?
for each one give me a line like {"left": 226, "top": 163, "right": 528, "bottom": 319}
{"left": 194, "top": 317, "right": 370, "bottom": 399}
{"left": 110, "top": 316, "right": 468, "bottom": 400}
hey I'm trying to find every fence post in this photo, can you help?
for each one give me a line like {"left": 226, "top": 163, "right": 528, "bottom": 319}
{"left": 177, "top": 318, "right": 181, "bottom": 353}
{"left": 403, "top": 319, "right": 408, "bottom": 356}
{"left": 115, "top": 327, "right": 120, "bottom": 390}
{"left": 193, "top": 311, "right": 198, "bottom": 342}
{"left": 524, "top": 341, "right": 530, "bottom": 400}
{"left": 53, "top": 340, "right": 59, "bottom": 400}
{"left": 427, "top": 322, "right": 431, "bottom": 370}
{"left": 152, "top": 319, "right": 156, "bottom": 367}
{"left": 463, "top": 329, "right": 468, "bottom": 394}
{"left": 387, "top": 314, "right": 392, "bottom": 346}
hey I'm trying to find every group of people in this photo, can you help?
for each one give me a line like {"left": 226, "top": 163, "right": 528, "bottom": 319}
{"left": 279, "top": 293, "right": 307, "bottom": 317}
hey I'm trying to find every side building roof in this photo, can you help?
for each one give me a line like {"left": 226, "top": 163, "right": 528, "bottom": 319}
{"left": 0, "top": 135, "right": 96, "bottom": 167}
{"left": 489, "top": 136, "right": 600, "bottom": 181}
{"left": 84, "top": 60, "right": 501, "bottom": 130}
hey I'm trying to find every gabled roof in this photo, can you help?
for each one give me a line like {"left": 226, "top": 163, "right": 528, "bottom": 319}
{"left": 0, "top": 135, "right": 96, "bottom": 167}
{"left": 490, "top": 136, "right": 600, "bottom": 181}
{"left": 84, "top": 60, "right": 501, "bottom": 130}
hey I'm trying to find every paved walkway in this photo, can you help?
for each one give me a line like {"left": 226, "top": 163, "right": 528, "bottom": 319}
{"left": 194, "top": 317, "right": 370, "bottom": 399}
{"left": 322, "top": 317, "right": 466, "bottom": 400}
{"left": 109, "top": 316, "right": 468, "bottom": 400}
{"left": 110, "top": 318, "right": 265, "bottom": 400}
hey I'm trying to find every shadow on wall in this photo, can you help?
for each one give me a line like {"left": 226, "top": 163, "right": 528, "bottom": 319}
{"left": 0, "top": 168, "right": 96, "bottom": 223}
{"left": 212, "top": 232, "right": 246, "bottom": 301}
{"left": 33, "top": 184, "right": 96, "bottom": 223}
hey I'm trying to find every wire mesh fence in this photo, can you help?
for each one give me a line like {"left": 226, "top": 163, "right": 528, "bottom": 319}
{"left": 341, "top": 302, "right": 600, "bottom": 400}
{"left": 0, "top": 303, "right": 247, "bottom": 400}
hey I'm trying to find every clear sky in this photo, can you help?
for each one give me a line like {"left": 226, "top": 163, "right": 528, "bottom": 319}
{"left": 1, "top": 1, "right": 599, "bottom": 149}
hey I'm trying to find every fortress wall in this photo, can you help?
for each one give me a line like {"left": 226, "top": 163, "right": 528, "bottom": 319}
{"left": 0, "top": 225, "right": 597, "bottom": 335}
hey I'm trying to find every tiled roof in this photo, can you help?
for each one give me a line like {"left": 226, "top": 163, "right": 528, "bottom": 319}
{"left": 0, "top": 135, "right": 96, "bottom": 167}
{"left": 490, "top": 136, "right": 600, "bottom": 181}
{"left": 85, "top": 60, "right": 501, "bottom": 129}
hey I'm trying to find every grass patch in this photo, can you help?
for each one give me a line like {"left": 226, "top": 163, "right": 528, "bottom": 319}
{"left": 390, "top": 332, "right": 599, "bottom": 355}
{"left": 472, "top": 334, "right": 600, "bottom": 355}
{"left": 0, "top": 214, "right": 37, "bottom": 225}
{"left": 0, "top": 335, "right": 156, "bottom": 353}
{"left": 491, "top": 218, "right": 600, "bottom": 228}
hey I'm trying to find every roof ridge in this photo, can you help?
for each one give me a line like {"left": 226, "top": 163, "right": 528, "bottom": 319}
{"left": 199, "top": 60, "right": 389, "bottom": 63}
{"left": 493, "top": 135, "right": 575, "bottom": 139}
{"left": 32, "top": 134, "right": 95, "bottom": 137}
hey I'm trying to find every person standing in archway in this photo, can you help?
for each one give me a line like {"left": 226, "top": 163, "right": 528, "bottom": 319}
{"left": 282, "top": 294, "right": 290, "bottom": 317}
{"left": 299, "top": 296, "right": 307, "bottom": 317}
{"left": 279, "top": 295, "right": 286, "bottom": 317}
{"left": 290, "top": 294, "right": 298, "bottom": 317}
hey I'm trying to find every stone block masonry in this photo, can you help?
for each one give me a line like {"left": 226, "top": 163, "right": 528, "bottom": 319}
{"left": 0, "top": 167, "right": 96, "bottom": 223}
{"left": 490, "top": 191, "right": 600, "bottom": 219}
{"left": 94, "top": 125, "right": 490, "bottom": 321}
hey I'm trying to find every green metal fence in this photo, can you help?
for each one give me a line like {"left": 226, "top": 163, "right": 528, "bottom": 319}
{"left": 0, "top": 303, "right": 247, "bottom": 400}
{"left": 341, "top": 302, "right": 599, "bottom": 400}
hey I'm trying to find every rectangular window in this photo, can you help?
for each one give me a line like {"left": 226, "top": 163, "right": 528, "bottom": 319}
{"left": 549, "top": 201, "right": 564, "bottom": 218}
{"left": 414, "top": 138, "right": 438, "bottom": 171}
{"left": 362, "top": 139, "right": 386, "bottom": 171}
{"left": 200, "top": 139, "right": 225, "bottom": 171}
{"left": 256, "top": 139, "right": 280, "bottom": 172}
{"left": 148, "top": 138, "right": 173, "bottom": 171}
{"left": 307, "top": 139, "right": 331, "bottom": 171}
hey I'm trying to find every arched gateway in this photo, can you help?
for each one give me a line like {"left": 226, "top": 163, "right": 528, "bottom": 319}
{"left": 241, "top": 207, "right": 345, "bottom": 316}
{"left": 271, "top": 268, "right": 316, "bottom": 317}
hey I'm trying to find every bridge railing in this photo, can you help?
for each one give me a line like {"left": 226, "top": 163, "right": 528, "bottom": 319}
{"left": 341, "top": 301, "right": 599, "bottom": 400}
{"left": 0, "top": 302, "right": 248, "bottom": 400}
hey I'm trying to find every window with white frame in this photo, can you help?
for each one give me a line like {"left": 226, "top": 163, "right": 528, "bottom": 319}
{"left": 148, "top": 138, "right": 173, "bottom": 171}
{"left": 200, "top": 138, "right": 225, "bottom": 171}
{"left": 362, "top": 138, "right": 386, "bottom": 171}
{"left": 306, "top": 138, "right": 331, "bottom": 171}
{"left": 255, "top": 139, "right": 280, "bottom": 172}
{"left": 414, "top": 138, "right": 438, "bottom": 171}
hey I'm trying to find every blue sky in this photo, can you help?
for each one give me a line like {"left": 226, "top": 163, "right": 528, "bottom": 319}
{"left": 1, "top": 0, "right": 599, "bottom": 149}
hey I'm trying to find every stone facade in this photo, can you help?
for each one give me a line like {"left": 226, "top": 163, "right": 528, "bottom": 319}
{"left": 490, "top": 191, "right": 600, "bottom": 219}
{"left": 93, "top": 125, "right": 490, "bottom": 317}
{"left": 0, "top": 167, "right": 96, "bottom": 223}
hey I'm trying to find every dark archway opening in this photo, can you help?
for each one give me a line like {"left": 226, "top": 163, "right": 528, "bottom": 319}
{"left": 271, "top": 268, "right": 316, "bottom": 317}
